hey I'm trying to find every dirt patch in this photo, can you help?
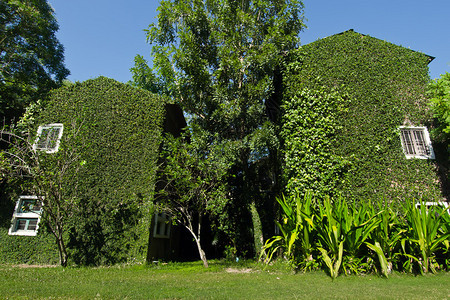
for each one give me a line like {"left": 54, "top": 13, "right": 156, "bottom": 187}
{"left": 225, "top": 268, "right": 253, "bottom": 273}
{"left": 11, "top": 264, "right": 57, "bottom": 268}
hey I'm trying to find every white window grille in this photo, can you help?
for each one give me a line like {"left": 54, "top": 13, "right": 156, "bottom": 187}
{"left": 8, "top": 196, "right": 42, "bottom": 236}
{"left": 399, "top": 126, "right": 435, "bottom": 159}
{"left": 33, "top": 123, "right": 64, "bottom": 153}
{"left": 153, "top": 212, "right": 171, "bottom": 238}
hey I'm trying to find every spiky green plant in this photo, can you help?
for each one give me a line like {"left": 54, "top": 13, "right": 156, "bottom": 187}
{"left": 261, "top": 192, "right": 317, "bottom": 270}
{"left": 366, "top": 201, "right": 405, "bottom": 277}
{"left": 314, "top": 197, "right": 345, "bottom": 278}
{"left": 402, "top": 200, "right": 450, "bottom": 274}
{"left": 339, "top": 200, "right": 381, "bottom": 274}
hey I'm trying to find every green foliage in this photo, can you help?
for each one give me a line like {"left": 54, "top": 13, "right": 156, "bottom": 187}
{"left": 129, "top": 55, "right": 166, "bottom": 95}
{"left": 428, "top": 72, "right": 450, "bottom": 142}
{"left": 401, "top": 200, "right": 450, "bottom": 274}
{"left": 287, "top": 30, "right": 441, "bottom": 203}
{"left": 262, "top": 193, "right": 450, "bottom": 278}
{"left": 261, "top": 193, "right": 317, "bottom": 271}
{"left": 0, "top": 228, "right": 58, "bottom": 264}
{"left": 34, "top": 77, "right": 166, "bottom": 265}
{"left": 428, "top": 72, "right": 450, "bottom": 177}
{"left": 157, "top": 128, "right": 231, "bottom": 267}
{"left": 0, "top": 0, "right": 69, "bottom": 123}
{"left": 280, "top": 62, "right": 349, "bottom": 198}
{"left": 365, "top": 202, "right": 405, "bottom": 276}
{"left": 146, "top": 0, "right": 305, "bottom": 254}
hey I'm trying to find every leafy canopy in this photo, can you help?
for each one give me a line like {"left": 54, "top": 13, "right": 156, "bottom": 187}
{"left": 143, "top": 0, "right": 305, "bottom": 253}
{"left": 0, "top": 0, "right": 69, "bottom": 122}
{"left": 428, "top": 72, "right": 450, "bottom": 143}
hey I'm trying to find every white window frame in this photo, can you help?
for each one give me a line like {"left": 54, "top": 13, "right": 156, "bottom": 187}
{"left": 399, "top": 126, "right": 435, "bottom": 159}
{"left": 33, "top": 123, "right": 64, "bottom": 153}
{"left": 153, "top": 212, "right": 171, "bottom": 239}
{"left": 8, "top": 195, "right": 42, "bottom": 236}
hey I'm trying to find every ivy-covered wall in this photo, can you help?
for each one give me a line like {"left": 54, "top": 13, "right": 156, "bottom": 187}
{"left": 282, "top": 30, "right": 443, "bottom": 203}
{"left": 0, "top": 191, "right": 59, "bottom": 264}
{"left": 0, "top": 77, "right": 167, "bottom": 265}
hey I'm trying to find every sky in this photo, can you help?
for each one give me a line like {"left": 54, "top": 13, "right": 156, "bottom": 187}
{"left": 48, "top": 0, "right": 450, "bottom": 83}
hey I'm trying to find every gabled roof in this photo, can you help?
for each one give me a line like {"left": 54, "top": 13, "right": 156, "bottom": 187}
{"left": 315, "top": 29, "right": 435, "bottom": 64}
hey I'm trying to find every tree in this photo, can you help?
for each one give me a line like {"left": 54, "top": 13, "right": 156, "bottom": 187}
{"left": 143, "top": 0, "right": 305, "bottom": 255}
{"left": 0, "top": 0, "right": 69, "bottom": 123}
{"left": 428, "top": 72, "right": 450, "bottom": 145}
{"left": 0, "top": 118, "right": 81, "bottom": 267}
{"left": 129, "top": 55, "right": 166, "bottom": 95}
{"left": 156, "top": 129, "right": 230, "bottom": 267}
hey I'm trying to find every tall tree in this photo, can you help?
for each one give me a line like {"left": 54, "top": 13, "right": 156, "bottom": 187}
{"left": 0, "top": 0, "right": 69, "bottom": 123}
{"left": 428, "top": 72, "right": 450, "bottom": 145}
{"left": 144, "top": 0, "right": 305, "bottom": 254}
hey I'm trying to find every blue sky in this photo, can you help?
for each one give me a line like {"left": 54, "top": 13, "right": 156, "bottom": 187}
{"left": 49, "top": 0, "right": 449, "bottom": 83}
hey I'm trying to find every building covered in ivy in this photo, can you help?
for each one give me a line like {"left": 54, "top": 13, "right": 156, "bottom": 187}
{"left": 280, "top": 29, "right": 445, "bottom": 204}
{"left": 0, "top": 77, "right": 189, "bottom": 265}
{"left": 1, "top": 30, "right": 447, "bottom": 266}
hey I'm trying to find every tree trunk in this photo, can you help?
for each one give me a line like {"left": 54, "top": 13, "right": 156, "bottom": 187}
{"left": 241, "top": 149, "right": 264, "bottom": 258}
{"left": 56, "top": 237, "right": 68, "bottom": 267}
{"left": 250, "top": 200, "right": 264, "bottom": 257}
{"left": 195, "top": 238, "right": 209, "bottom": 268}
{"left": 183, "top": 213, "right": 209, "bottom": 268}
{"left": 51, "top": 222, "right": 68, "bottom": 267}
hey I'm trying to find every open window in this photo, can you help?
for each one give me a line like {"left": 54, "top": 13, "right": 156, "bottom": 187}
{"left": 33, "top": 123, "right": 64, "bottom": 153}
{"left": 399, "top": 126, "right": 435, "bottom": 159}
{"left": 8, "top": 196, "right": 42, "bottom": 236}
{"left": 153, "top": 212, "right": 171, "bottom": 238}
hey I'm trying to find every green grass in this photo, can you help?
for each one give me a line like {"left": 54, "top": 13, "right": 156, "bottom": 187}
{"left": 0, "top": 261, "right": 449, "bottom": 299}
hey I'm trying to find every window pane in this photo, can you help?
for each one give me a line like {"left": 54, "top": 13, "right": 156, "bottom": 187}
{"left": 34, "top": 124, "right": 63, "bottom": 152}
{"left": 36, "top": 128, "right": 51, "bottom": 149}
{"left": 413, "top": 130, "right": 427, "bottom": 155}
{"left": 17, "top": 219, "right": 27, "bottom": 230}
{"left": 399, "top": 127, "right": 434, "bottom": 159}
{"left": 156, "top": 220, "right": 161, "bottom": 235}
{"left": 47, "top": 127, "right": 61, "bottom": 150}
{"left": 401, "top": 130, "right": 415, "bottom": 155}
{"left": 27, "top": 219, "right": 38, "bottom": 231}
{"left": 19, "top": 199, "right": 41, "bottom": 213}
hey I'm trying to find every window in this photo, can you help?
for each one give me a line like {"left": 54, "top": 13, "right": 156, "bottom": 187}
{"left": 399, "top": 126, "right": 435, "bottom": 159}
{"left": 153, "top": 212, "right": 171, "bottom": 238}
{"left": 33, "top": 123, "right": 64, "bottom": 153}
{"left": 8, "top": 196, "right": 42, "bottom": 236}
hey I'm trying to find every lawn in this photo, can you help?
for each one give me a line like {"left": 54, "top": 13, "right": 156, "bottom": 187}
{"left": 0, "top": 261, "right": 449, "bottom": 299}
